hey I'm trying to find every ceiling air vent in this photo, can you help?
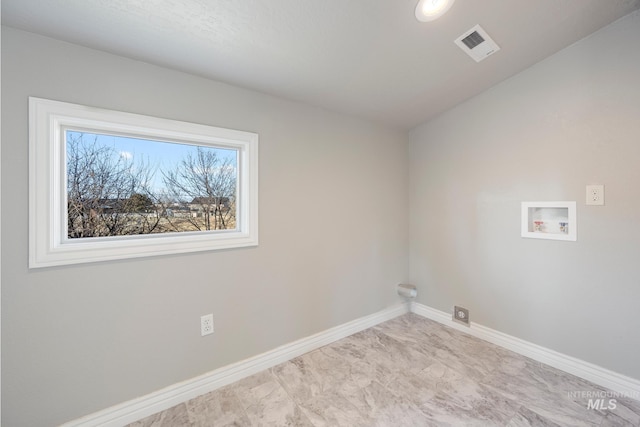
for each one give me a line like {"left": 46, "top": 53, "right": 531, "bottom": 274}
{"left": 454, "top": 24, "right": 500, "bottom": 62}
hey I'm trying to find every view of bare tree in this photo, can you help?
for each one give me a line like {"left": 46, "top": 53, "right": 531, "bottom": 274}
{"left": 162, "top": 147, "right": 236, "bottom": 231}
{"left": 66, "top": 133, "right": 237, "bottom": 239}
{"left": 66, "top": 133, "right": 161, "bottom": 237}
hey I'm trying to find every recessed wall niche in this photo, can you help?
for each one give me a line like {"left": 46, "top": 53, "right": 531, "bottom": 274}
{"left": 521, "top": 201, "right": 576, "bottom": 241}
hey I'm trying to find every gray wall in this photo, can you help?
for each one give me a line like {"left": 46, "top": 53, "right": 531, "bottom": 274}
{"left": 4, "top": 8, "right": 640, "bottom": 426}
{"left": 409, "top": 11, "right": 640, "bottom": 380}
{"left": 1, "top": 28, "right": 409, "bottom": 426}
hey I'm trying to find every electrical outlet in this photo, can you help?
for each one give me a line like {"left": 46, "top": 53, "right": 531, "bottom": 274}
{"left": 453, "top": 306, "right": 470, "bottom": 326}
{"left": 586, "top": 185, "right": 604, "bottom": 206}
{"left": 200, "top": 314, "right": 214, "bottom": 336}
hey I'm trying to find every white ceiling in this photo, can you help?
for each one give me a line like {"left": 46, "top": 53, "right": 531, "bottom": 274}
{"left": 3, "top": 0, "right": 640, "bottom": 129}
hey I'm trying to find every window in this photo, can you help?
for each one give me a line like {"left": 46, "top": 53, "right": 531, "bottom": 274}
{"left": 29, "top": 97, "right": 258, "bottom": 268}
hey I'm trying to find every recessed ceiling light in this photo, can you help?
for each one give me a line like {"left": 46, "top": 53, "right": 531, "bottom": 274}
{"left": 415, "top": 0, "right": 456, "bottom": 22}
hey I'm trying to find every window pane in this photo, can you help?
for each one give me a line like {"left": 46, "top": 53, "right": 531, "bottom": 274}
{"left": 65, "top": 131, "right": 238, "bottom": 239}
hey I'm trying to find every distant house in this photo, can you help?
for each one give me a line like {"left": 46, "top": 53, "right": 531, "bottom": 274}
{"left": 188, "top": 197, "right": 232, "bottom": 214}
{"left": 190, "top": 196, "right": 230, "bottom": 205}
{"left": 85, "top": 196, "right": 153, "bottom": 213}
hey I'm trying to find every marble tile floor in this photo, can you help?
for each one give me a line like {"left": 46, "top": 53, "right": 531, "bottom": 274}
{"left": 128, "top": 314, "right": 640, "bottom": 426}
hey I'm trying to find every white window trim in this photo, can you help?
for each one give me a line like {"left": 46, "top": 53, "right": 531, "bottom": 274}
{"left": 29, "top": 97, "right": 258, "bottom": 268}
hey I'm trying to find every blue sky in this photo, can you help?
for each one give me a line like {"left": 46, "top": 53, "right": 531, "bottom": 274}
{"left": 66, "top": 130, "right": 238, "bottom": 193}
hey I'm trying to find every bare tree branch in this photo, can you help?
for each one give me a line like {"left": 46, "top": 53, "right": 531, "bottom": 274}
{"left": 162, "top": 147, "right": 236, "bottom": 231}
{"left": 66, "top": 133, "right": 161, "bottom": 238}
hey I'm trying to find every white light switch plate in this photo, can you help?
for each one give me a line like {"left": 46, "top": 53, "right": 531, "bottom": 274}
{"left": 586, "top": 185, "right": 604, "bottom": 205}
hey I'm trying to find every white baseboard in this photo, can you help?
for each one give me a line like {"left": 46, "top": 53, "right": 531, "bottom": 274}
{"left": 63, "top": 300, "right": 639, "bottom": 426}
{"left": 411, "top": 302, "right": 640, "bottom": 400}
{"left": 62, "top": 303, "right": 409, "bottom": 427}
